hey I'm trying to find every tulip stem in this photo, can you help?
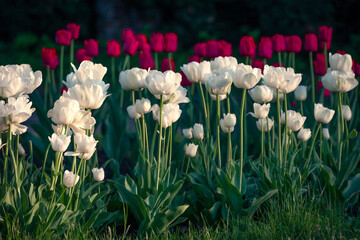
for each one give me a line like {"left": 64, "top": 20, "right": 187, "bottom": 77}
{"left": 216, "top": 95, "right": 222, "bottom": 168}
{"left": 156, "top": 95, "right": 163, "bottom": 192}
{"left": 120, "top": 55, "right": 130, "bottom": 109}
{"left": 337, "top": 92, "right": 344, "bottom": 171}
{"left": 3, "top": 124, "right": 12, "bottom": 184}
{"left": 59, "top": 45, "right": 64, "bottom": 88}
{"left": 323, "top": 42, "right": 328, "bottom": 70}
{"left": 283, "top": 93, "right": 288, "bottom": 169}
{"left": 300, "top": 101, "right": 304, "bottom": 116}
{"left": 305, "top": 123, "right": 321, "bottom": 169}
{"left": 70, "top": 39, "right": 74, "bottom": 67}
{"left": 276, "top": 89, "right": 282, "bottom": 169}
{"left": 111, "top": 57, "right": 116, "bottom": 89}
{"left": 198, "top": 82, "right": 209, "bottom": 139}
{"left": 278, "top": 52, "right": 282, "bottom": 66}
{"left": 309, "top": 52, "right": 316, "bottom": 104}
{"left": 239, "top": 88, "right": 246, "bottom": 195}
{"left": 266, "top": 116, "right": 271, "bottom": 155}
{"left": 261, "top": 122, "right": 264, "bottom": 162}
{"left": 155, "top": 53, "right": 159, "bottom": 70}
{"left": 168, "top": 53, "right": 173, "bottom": 71}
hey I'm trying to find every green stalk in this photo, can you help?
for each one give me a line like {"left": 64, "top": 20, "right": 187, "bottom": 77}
{"left": 66, "top": 155, "right": 84, "bottom": 211}
{"left": 216, "top": 95, "right": 221, "bottom": 168}
{"left": 70, "top": 39, "right": 74, "bottom": 66}
{"left": 111, "top": 57, "right": 116, "bottom": 89}
{"left": 167, "top": 126, "right": 173, "bottom": 185}
{"left": 300, "top": 101, "right": 304, "bottom": 116}
{"left": 278, "top": 52, "right": 282, "bottom": 66}
{"left": 319, "top": 123, "right": 323, "bottom": 161}
{"left": 227, "top": 131, "right": 232, "bottom": 170}
{"left": 323, "top": 42, "right": 328, "bottom": 70}
{"left": 59, "top": 45, "right": 64, "bottom": 87}
{"left": 283, "top": 93, "right": 288, "bottom": 169}
{"left": 305, "top": 123, "right": 321, "bottom": 168}
{"left": 198, "top": 82, "right": 209, "bottom": 139}
{"left": 309, "top": 52, "right": 315, "bottom": 104}
{"left": 3, "top": 123, "right": 12, "bottom": 183}
{"left": 168, "top": 53, "right": 173, "bottom": 71}
{"left": 155, "top": 52, "right": 159, "bottom": 70}
{"left": 120, "top": 55, "right": 130, "bottom": 109}
{"left": 292, "top": 52, "right": 296, "bottom": 71}
{"left": 239, "top": 88, "right": 246, "bottom": 194}
{"left": 276, "top": 89, "right": 282, "bottom": 168}
{"left": 44, "top": 66, "right": 50, "bottom": 109}
{"left": 156, "top": 95, "right": 163, "bottom": 192}
{"left": 261, "top": 121, "right": 264, "bottom": 161}
{"left": 266, "top": 116, "right": 271, "bottom": 155}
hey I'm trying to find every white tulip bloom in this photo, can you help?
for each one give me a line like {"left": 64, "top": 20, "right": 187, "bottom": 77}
{"left": 48, "top": 133, "right": 71, "bottom": 152}
{"left": 146, "top": 70, "right": 181, "bottom": 96}
{"left": 65, "top": 134, "right": 98, "bottom": 160}
{"left": 52, "top": 124, "right": 73, "bottom": 136}
{"left": 63, "top": 170, "right": 79, "bottom": 188}
{"left": 280, "top": 68, "right": 302, "bottom": 93}
{"left": 119, "top": 67, "right": 148, "bottom": 91}
{"left": 182, "top": 128, "right": 193, "bottom": 139}
{"left": 210, "top": 56, "right": 238, "bottom": 75}
{"left": 127, "top": 104, "right": 141, "bottom": 119}
{"left": 180, "top": 61, "right": 211, "bottom": 83}
{"left": 342, "top": 105, "right": 352, "bottom": 121}
{"left": 323, "top": 128, "right": 330, "bottom": 140}
{"left": 193, "top": 123, "right": 204, "bottom": 140}
{"left": 92, "top": 168, "right": 105, "bottom": 181}
{"left": 329, "top": 53, "right": 353, "bottom": 73}
{"left": 297, "top": 128, "right": 311, "bottom": 141}
{"left": 220, "top": 113, "right": 236, "bottom": 133}
{"left": 263, "top": 66, "right": 302, "bottom": 93}
{"left": 135, "top": 98, "right": 151, "bottom": 115}
{"left": 63, "top": 61, "right": 107, "bottom": 88}
{"left": 233, "top": 63, "right": 262, "bottom": 89}
{"left": 151, "top": 103, "right": 182, "bottom": 129}
{"left": 160, "top": 86, "right": 189, "bottom": 104}
{"left": 185, "top": 143, "right": 198, "bottom": 157}
{"left": 321, "top": 69, "right": 358, "bottom": 92}
{"left": 205, "top": 70, "right": 232, "bottom": 96}
{"left": 294, "top": 86, "right": 307, "bottom": 101}
{"left": 248, "top": 85, "right": 273, "bottom": 103}
{"left": 271, "top": 89, "right": 284, "bottom": 102}
{"left": 249, "top": 103, "right": 270, "bottom": 119}
{"left": 314, "top": 103, "right": 335, "bottom": 124}
{"left": 281, "top": 110, "right": 306, "bottom": 132}
{"left": 256, "top": 118, "right": 274, "bottom": 132}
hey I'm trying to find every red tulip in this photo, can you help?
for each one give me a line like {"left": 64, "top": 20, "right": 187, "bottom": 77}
{"left": 180, "top": 71, "right": 192, "bottom": 87}
{"left": 164, "top": 33, "right": 178, "bottom": 52}
{"left": 150, "top": 33, "right": 164, "bottom": 52}
{"left": 239, "top": 36, "right": 256, "bottom": 58}
{"left": 135, "top": 34, "right": 148, "bottom": 51}
{"left": 206, "top": 40, "right": 219, "bottom": 58}
{"left": 60, "top": 86, "right": 68, "bottom": 95}
{"left": 313, "top": 53, "right": 326, "bottom": 76}
{"left": 194, "top": 43, "right": 206, "bottom": 57}
{"left": 106, "top": 40, "right": 121, "bottom": 57}
{"left": 354, "top": 62, "right": 360, "bottom": 76}
{"left": 251, "top": 59, "right": 264, "bottom": 72}
{"left": 161, "top": 57, "right": 175, "bottom": 72}
{"left": 324, "top": 89, "right": 331, "bottom": 98}
{"left": 123, "top": 37, "right": 139, "bottom": 56}
{"left": 141, "top": 42, "right": 151, "bottom": 54}
{"left": 272, "top": 62, "right": 284, "bottom": 67}
{"left": 304, "top": 33, "right": 318, "bottom": 52}
{"left": 122, "top": 29, "right": 134, "bottom": 42}
{"left": 42, "top": 48, "right": 59, "bottom": 70}
{"left": 139, "top": 52, "right": 155, "bottom": 70}
{"left": 272, "top": 34, "right": 286, "bottom": 52}
{"left": 318, "top": 26, "right": 332, "bottom": 50}
{"left": 55, "top": 29, "right": 71, "bottom": 46}
{"left": 75, "top": 48, "right": 91, "bottom": 64}
{"left": 317, "top": 81, "right": 323, "bottom": 93}
{"left": 218, "top": 40, "right": 232, "bottom": 57}
{"left": 84, "top": 39, "right": 99, "bottom": 57}
{"left": 336, "top": 50, "right": 348, "bottom": 55}
{"left": 286, "top": 35, "right": 302, "bottom": 53}
{"left": 291, "top": 101, "right": 296, "bottom": 107}
{"left": 66, "top": 23, "right": 80, "bottom": 40}
{"left": 258, "top": 37, "right": 272, "bottom": 59}
{"left": 188, "top": 55, "right": 201, "bottom": 63}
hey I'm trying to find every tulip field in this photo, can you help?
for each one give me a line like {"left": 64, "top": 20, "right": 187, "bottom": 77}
{"left": 1, "top": 24, "right": 360, "bottom": 239}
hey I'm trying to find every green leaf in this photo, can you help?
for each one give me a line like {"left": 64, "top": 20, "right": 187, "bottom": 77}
{"left": 245, "top": 189, "right": 278, "bottom": 216}
{"left": 342, "top": 173, "right": 360, "bottom": 201}
{"left": 148, "top": 205, "right": 189, "bottom": 234}
{"left": 348, "top": 129, "right": 358, "bottom": 139}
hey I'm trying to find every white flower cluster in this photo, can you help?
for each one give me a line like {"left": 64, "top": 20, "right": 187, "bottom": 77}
{"left": 182, "top": 123, "right": 204, "bottom": 158}
{"left": 0, "top": 64, "right": 42, "bottom": 135}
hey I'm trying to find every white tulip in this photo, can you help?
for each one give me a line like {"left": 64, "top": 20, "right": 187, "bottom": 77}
{"left": 119, "top": 67, "right": 148, "bottom": 91}
{"left": 182, "top": 128, "right": 193, "bottom": 139}
{"left": 146, "top": 70, "right": 181, "bottom": 96}
{"left": 297, "top": 128, "right": 311, "bottom": 141}
{"left": 65, "top": 134, "right": 98, "bottom": 160}
{"left": 92, "top": 168, "right": 105, "bottom": 181}
{"left": 18, "top": 143, "right": 25, "bottom": 155}
{"left": 151, "top": 103, "right": 182, "bottom": 129}
{"left": 329, "top": 53, "right": 353, "bottom": 73}
{"left": 204, "top": 70, "right": 232, "bottom": 96}
{"left": 160, "top": 86, "right": 189, "bottom": 104}
{"left": 210, "top": 56, "right": 238, "bottom": 77}
{"left": 233, "top": 63, "right": 262, "bottom": 89}
{"left": 193, "top": 123, "right": 204, "bottom": 140}
{"left": 63, "top": 170, "right": 79, "bottom": 188}
{"left": 256, "top": 118, "right": 274, "bottom": 132}
{"left": 220, "top": 113, "right": 236, "bottom": 133}
{"left": 280, "top": 68, "right": 302, "bottom": 93}
{"left": 321, "top": 69, "right": 358, "bottom": 92}
{"left": 281, "top": 110, "right": 306, "bottom": 132}
{"left": 127, "top": 104, "right": 141, "bottom": 119}
{"left": 180, "top": 61, "right": 211, "bottom": 83}
{"left": 263, "top": 65, "right": 286, "bottom": 90}
{"left": 314, "top": 103, "right": 335, "bottom": 124}
{"left": 64, "top": 83, "right": 109, "bottom": 109}
{"left": 294, "top": 85, "right": 307, "bottom": 101}
{"left": 249, "top": 103, "right": 270, "bottom": 119}
{"left": 323, "top": 128, "right": 330, "bottom": 140}
{"left": 64, "top": 61, "right": 107, "bottom": 88}
{"left": 135, "top": 98, "right": 151, "bottom": 114}
{"left": 52, "top": 124, "right": 73, "bottom": 136}
{"left": 248, "top": 85, "right": 273, "bottom": 103}
{"left": 209, "top": 92, "right": 229, "bottom": 101}
{"left": 342, "top": 105, "right": 352, "bottom": 121}
{"left": 185, "top": 143, "right": 198, "bottom": 157}
{"left": 271, "top": 89, "right": 284, "bottom": 102}
{"left": 48, "top": 133, "right": 71, "bottom": 152}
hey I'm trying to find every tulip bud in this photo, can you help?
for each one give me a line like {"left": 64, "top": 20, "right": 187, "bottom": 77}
{"left": 304, "top": 33, "right": 318, "bottom": 52}
{"left": 182, "top": 128, "right": 193, "bottom": 139}
{"left": 286, "top": 35, "right": 302, "bottom": 53}
{"left": 106, "top": 40, "right": 121, "bottom": 57}
{"left": 329, "top": 53, "right": 353, "bottom": 72}
{"left": 318, "top": 26, "right": 332, "bottom": 50}
{"left": 249, "top": 103, "right": 270, "bottom": 119}
{"left": 63, "top": 170, "right": 79, "bottom": 188}
{"left": 139, "top": 52, "right": 155, "bottom": 70}
{"left": 272, "top": 62, "right": 284, "bottom": 67}
{"left": 185, "top": 143, "right": 198, "bottom": 157}
{"left": 218, "top": 40, "right": 232, "bottom": 57}
{"left": 127, "top": 104, "right": 141, "bottom": 119}
{"left": 92, "top": 168, "right": 105, "bottom": 181}
{"left": 66, "top": 23, "right": 80, "bottom": 40}
{"left": 135, "top": 98, "right": 151, "bottom": 115}
{"left": 55, "top": 29, "right": 71, "bottom": 46}
{"left": 150, "top": 33, "right": 164, "bottom": 52}
{"left": 324, "top": 89, "right": 331, "bottom": 98}
{"left": 297, "top": 128, "right": 311, "bottom": 141}
{"left": 194, "top": 43, "right": 207, "bottom": 58}
{"left": 42, "top": 48, "right": 59, "bottom": 70}
{"left": 314, "top": 103, "right": 335, "bottom": 124}
{"left": 75, "top": 49, "right": 91, "bottom": 64}
{"left": 18, "top": 144, "right": 26, "bottom": 155}
{"left": 188, "top": 55, "right": 201, "bottom": 63}
{"left": 248, "top": 85, "right": 273, "bottom": 103}
{"left": 322, "top": 128, "right": 330, "bottom": 140}
{"left": 122, "top": 29, "right": 134, "bottom": 42}
{"left": 180, "top": 71, "right": 192, "bottom": 87}
{"left": 123, "top": 37, "right": 139, "bottom": 56}
{"left": 164, "top": 33, "right": 178, "bottom": 52}
{"left": 193, "top": 123, "right": 204, "bottom": 140}
{"left": 206, "top": 40, "right": 219, "bottom": 58}
{"left": 135, "top": 34, "right": 148, "bottom": 51}
{"left": 239, "top": 36, "right": 256, "bottom": 58}
{"left": 251, "top": 59, "right": 264, "bottom": 72}
{"left": 342, "top": 105, "right": 352, "bottom": 121}
{"left": 48, "top": 133, "right": 71, "bottom": 152}
{"left": 161, "top": 58, "right": 175, "bottom": 72}
{"left": 256, "top": 118, "right": 274, "bottom": 132}
{"left": 294, "top": 86, "right": 307, "bottom": 101}
{"left": 313, "top": 53, "right": 326, "bottom": 76}
{"left": 258, "top": 37, "right": 273, "bottom": 59}
{"left": 84, "top": 39, "right": 99, "bottom": 57}
{"left": 272, "top": 34, "right": 286, "bottom": 52}
{"left": 354, "top": 62, "right": 360, "bottom": 76}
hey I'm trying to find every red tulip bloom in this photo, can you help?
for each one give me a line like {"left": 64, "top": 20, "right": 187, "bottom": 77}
{"left": 354, "top": 62, "right": 360, "bottom": 76}
{"left": 66, "top": 23, "right": 80, "bottom": 40}
{"left": 139, "top": 52, "right": 155, "bottom": 70}
{"left": 150, "top": 33, "right": 164, "bottom": 52}
{"left": 313, "top": 53, "right": 326, "bottom": 76}
{"left": 239, "top": 36, "right": 256, "bottom": 58}
{"left": 161, "top": 57, "right": 175, "bottom": 72}
{"left": 304, "top": 33, "right": 318, "bottom": 52}
{"left": 122, "top": 29, "right": 134, "bottom": 42}
{"left": 317, "top": 81, "right": 323, "bottom": 93}
{"left": 324, "top": 89, "right": 331, "bottom": 98}
{"left": 42, "top": 48, "right": 59, "bottom": 70}
{"left": 206, "top": 40, "right": 219, "bottom": 58}
{"left": 75, "top": 48, "right": 91, "bottom": 64}
{"left": 135, "top": 34, "right": 148, "bottom": 51}
{"left": 272, "top": 62, "right": 284, "bottom": 67}
{"left": 194, "top": 42, "right": 206, "bottom": 57}
{"left": 60, "top": 86, "right": 68, "bottom": 95}
{"left": 286, "top": 35, "right": 302, "bottom": 53}
{"left": 218, "top": 40, "right": 232, "bottom": 57}
{"left": 123, "top": 37, "right": 139, "bottom": 56}
{"left": 291, "top": 101, "right": 296, "bottom": 107}
{"left": 188, "top": 55, "right": 201, "bottom": 63}
{"left": 251, "top": 59, "right": 264, "bottom": 72}
{"left": 164, "top": 33, "right": 178, "bottom": 52}
{"left": 336, "top": 50, "right": 348, "bottom": 55}
{"left": 55, "top": 29, "right": 71, "bottom": 46}
{"left": 318, "top": 26, "right": 332, "bottom": 50}
{"left": 258, "top": 37, "right": 272, "bottom": 59}
{"left": 180, "top": 71, "right": 192, "bottom": 87}
{"left": 107, "top": 40, "right": 121, "bottom": 57}
{"left": 272, "top": 34, "right": 286, "bottom": 52}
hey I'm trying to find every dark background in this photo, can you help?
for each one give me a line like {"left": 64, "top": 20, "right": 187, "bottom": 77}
{"left": 0, "top": 0, "right": 359, "bottom": 70}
